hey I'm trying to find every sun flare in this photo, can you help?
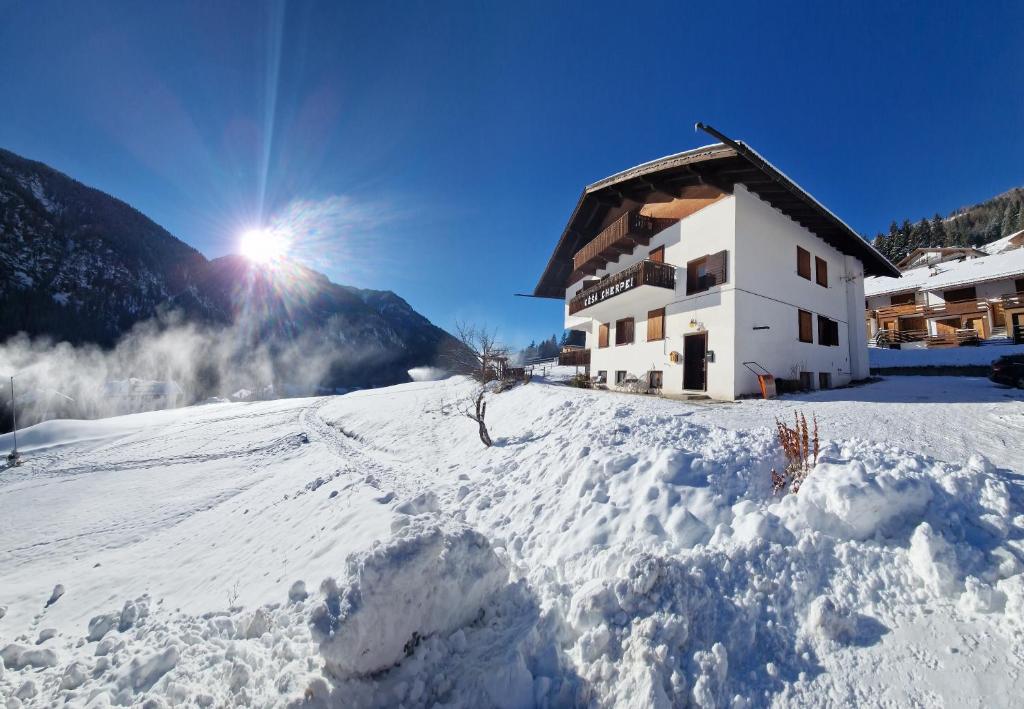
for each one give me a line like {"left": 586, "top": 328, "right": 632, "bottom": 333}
{"left": 239, "top": 228, "right": 289, "bottom": 265}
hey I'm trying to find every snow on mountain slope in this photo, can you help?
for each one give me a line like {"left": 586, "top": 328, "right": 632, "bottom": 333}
{"left": 0, "top": 377, "right": 1022, "bottom": 706}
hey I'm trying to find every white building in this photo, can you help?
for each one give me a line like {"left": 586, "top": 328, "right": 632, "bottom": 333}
{"left": 864, "top": 234, "right": 1024, "bottom": 346}
{"left": 534, "top": 124, "right": 899, "bottom": 400}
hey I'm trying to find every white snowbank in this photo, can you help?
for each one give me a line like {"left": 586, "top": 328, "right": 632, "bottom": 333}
{"left": 1, "top": 376, "right": 1022, "bottom": 706}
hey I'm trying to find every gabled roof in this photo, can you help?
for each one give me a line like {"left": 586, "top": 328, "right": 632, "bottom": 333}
{"left": 895, "top": 247, "right": 988, "bottom": 270}
{"left": 533, "top": 124, "right": 900, "bottom": 298}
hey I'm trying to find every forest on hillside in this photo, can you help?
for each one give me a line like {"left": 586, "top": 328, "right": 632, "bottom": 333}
{"left": 872, "top": 187, "right": 1024, "bottom": 263}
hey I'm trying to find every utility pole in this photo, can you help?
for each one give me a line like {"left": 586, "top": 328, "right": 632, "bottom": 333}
{"left": 7, "top": 376, "right": 21, "bottom": 466}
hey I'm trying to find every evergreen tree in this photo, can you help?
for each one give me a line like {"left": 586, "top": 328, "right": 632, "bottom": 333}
{"left": 930, "top": 214, "right": 946, "bottom": 247}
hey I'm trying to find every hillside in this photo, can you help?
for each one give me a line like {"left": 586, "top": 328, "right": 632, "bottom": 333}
{"left": 0, "top": 148, "right": 464, "bottom": 398}
{"left": 872, "top": 186, "right": 1024, "bottom": 263}
{"left": 0, "top": 375, "right": 1021, "bottom": 705}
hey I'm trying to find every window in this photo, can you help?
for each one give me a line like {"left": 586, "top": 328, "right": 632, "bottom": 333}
{"left": 598, "top": 323, "right": 609, "bottom": 348}
{"left": 798, "top": 309, "right": 813, "bottom": 343}
{"left": 815, "top": 256, "right": 828, "bottom": 287}
{"left": 890, "top": 292, "right": 915, "bottom": 306}
{"left": 817, "top": 315, "right": 839, "bottom": 346}
{"left": 797, "top": 246, "right": 811, "bottom": 280}
{"left": 646, "top": 308, "right": 665, "bottom": 341}
{"left": 943, "top": 286, "right": 977, "bottom": 303}
{"left": 686, "top": 251, "right": 728, "bottom": 295}
{"left": 649, "top": 245, "right": 665, "bottom": 263}
{"left": 799, "top": 371, "right": 814, "bottom": 390}
{"left": 649, "top": 371, "right": 663, "bottom": 389}
{"left": 615, "top": 370, "right": 627, "bottom": 385}
{"left": 615, "top": 317, "right": 634, "bottom": 346}
{"left": 819, "top": 372, "right": 832, "bottom": 390}
{"left": 596, "top": 370, "right": 607, "bottom": 384}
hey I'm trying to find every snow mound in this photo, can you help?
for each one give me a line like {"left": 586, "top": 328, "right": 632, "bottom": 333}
{"left": 310, "top": 519, "right": 510, "bottom": 677}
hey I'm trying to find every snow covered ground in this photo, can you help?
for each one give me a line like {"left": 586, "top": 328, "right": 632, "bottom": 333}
{"left": 1, "top": 376, "right": 1023, "bottom": 707}
{"left": 870, "top": 343, "right": 1024, "bottom": 368}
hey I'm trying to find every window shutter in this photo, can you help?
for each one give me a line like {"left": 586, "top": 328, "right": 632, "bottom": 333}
{"left": 706, "top": 250, "right": 728, "bottom": 287}
{"left": 798, "top": 310, "right": 813, "bottom": 343}
{"left": 647, "top": 308, "right": 665, "bottom": 341}
{"left": 797, "top": 247, "right": 811, "bottom": 279}
{"left": 599, "top": 323, "right": 609, "bottom": 348}
{"left": 815, "top": 257, "right": 828, "bottom": 287}
{"left": 615, "top": 317, "right": 635, "bottom": 345}
{"left": 649, "top": 246, "right": 665, "bottom": 263}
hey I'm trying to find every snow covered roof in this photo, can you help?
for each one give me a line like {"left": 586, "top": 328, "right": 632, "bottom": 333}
{"left": 865, "top": 246, "right": 1024, "bottom": 297}
{"left": 982, "top": 229, "right": 1024, "bottom": 255}
{"left": 534, "top": 124, "right": 899, "bottom": 297}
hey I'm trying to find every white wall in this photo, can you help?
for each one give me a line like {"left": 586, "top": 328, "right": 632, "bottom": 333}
{"left": 584, "top": 196, "right": 738, "bottom": 398}
{"left": 566, "top": 185, "right": 872, "bottom": 399}
{"left": 731, "top": 185, "right": 861, "bottom": 395}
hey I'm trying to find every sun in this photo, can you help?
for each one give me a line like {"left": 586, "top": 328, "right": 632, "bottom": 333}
{"left": 239, "top": 228, "right": 289, "bottom": 265}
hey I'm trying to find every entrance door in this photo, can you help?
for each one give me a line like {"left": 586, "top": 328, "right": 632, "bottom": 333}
{"left": 683, "top": 333, "right": 707, "bottom": 391}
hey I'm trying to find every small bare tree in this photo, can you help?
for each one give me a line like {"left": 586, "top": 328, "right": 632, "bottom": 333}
{"left": 460, "top": 385, "right": 493, "bottom": 447}
{"left": 447, "top": 321, "right": 510, "bottom": 447}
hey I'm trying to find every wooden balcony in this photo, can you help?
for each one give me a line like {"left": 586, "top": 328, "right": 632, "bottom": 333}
{"left": 568, "top": 260, "right": 675, "bottom": 315}
{"left": 999, "top": 291, "right": 1024, "bottom": 308}
{"left": 558, "top": 347, "right": 591, "bottom": 367}
{"left": 874, "top": 297, "right": 987, "bottom": 320}
{"left": 572, "top": 211, "right": 658, "bottom": 277}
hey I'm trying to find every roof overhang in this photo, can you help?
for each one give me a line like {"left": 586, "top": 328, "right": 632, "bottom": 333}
{"left": 533, "top": 123, "right": 901, "bottom": 298}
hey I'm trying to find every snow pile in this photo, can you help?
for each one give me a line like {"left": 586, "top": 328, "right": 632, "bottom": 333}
{"left": 1, "top": 377, "right": 1022, "bottom": 705}
{"left": 310, "top": 519, "right": 509, "bottom": 676}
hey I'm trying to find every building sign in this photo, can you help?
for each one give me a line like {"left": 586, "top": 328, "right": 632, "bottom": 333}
{"left": 582, "top": 276, "right": 635, "bottom": 308}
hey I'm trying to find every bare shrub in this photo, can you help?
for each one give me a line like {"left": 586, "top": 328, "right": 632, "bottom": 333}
{"left": 459, "top": 384, "right": 493, "bottom": 447}
{"left": 771, "top": 411, "right": 819, "bottom": 494}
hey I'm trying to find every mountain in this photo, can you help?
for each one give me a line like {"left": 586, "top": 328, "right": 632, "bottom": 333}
{"left": 0, "top": 147, "right": 465, "bottom": 392}
{"left": 872, "top": 186, "right": 1024, "bottom": 263}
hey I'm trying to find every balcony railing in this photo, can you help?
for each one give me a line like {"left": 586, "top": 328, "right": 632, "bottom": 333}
{"left": 874, "top": 297, "right": 988, "bottom": 320}
{"left": 568, "top": 259, "right": 675, "bottom": 315}
{"left": 573, "top": 211, "right": 658, "bottom": 275}
{"left": 999, "top": 291, "right": 1024, "bottom": 308}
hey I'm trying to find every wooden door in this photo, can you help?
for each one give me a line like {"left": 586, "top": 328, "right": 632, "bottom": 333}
{"left": 683, "top": 333, "right": 707, "bottom": 391}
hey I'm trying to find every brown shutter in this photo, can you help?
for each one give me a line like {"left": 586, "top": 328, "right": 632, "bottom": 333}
{"left": 797, "top": 246, "right": 811, "bottom": 279}
{"left": 598, "top": 323, "right": 609, "bottom": 348}
{"left": 649, "top": 246, "right": 665, "bottom": 263}
{"left": 614, "top": 317, "right": 634, "bottom": 345}
{"left": 798, "top": 310, "right": 813, "bottom": 342}
{"left": 815, "top": 256, "right": 828, "bottom": 287}
{"left": 647, "top": 308, "right": 665, "bottom": 341}
{"left": 706, "top": 250, "right": 728, "bottom": 287}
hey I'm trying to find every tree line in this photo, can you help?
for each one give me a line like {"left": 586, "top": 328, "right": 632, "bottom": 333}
{"left": 872, "top": 187, "right": 1024, "bottom": 263}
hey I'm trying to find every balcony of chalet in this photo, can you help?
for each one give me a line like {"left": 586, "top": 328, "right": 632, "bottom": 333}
{"left": 874, "top": 297, "right": 988, "bottom": 321}
{"left": 568, "top": 259, "right": 675, "bottom": 318}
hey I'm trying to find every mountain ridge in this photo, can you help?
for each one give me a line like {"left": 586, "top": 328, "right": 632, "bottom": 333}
{"left": 0, "top": 146, "right": 463, "bottom": 392}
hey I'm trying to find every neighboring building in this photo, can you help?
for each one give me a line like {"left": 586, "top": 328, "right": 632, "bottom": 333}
{"left": 533, "top": 124, "right": 899, "bottom": 400}
{"left": 865, "top": 239, "right": 1024, "bottom": 347}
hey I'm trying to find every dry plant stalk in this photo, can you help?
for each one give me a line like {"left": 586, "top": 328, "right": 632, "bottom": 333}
{"left": 770, "top": 411, "right": 819, "bottom": 494}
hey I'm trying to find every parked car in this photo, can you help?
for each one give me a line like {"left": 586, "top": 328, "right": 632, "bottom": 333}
{"left": 989, "top": 354, "right": 1024, "bottom": 389}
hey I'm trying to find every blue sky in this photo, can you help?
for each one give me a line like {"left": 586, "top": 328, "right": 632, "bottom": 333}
{"left": 1, "top": 0, "right": 1021, "bottom": 348}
